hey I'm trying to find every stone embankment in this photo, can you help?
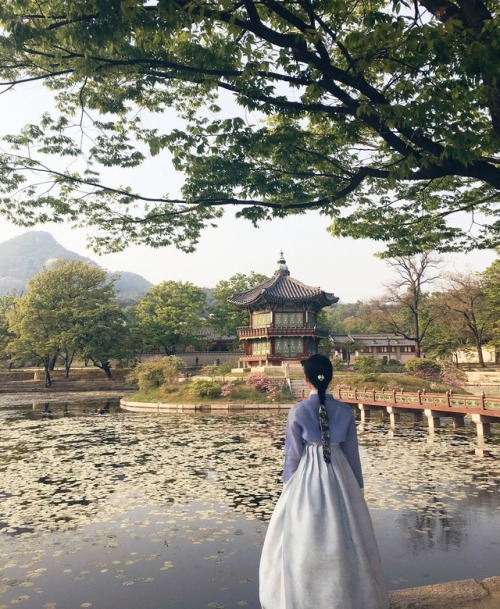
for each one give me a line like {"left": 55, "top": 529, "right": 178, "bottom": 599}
{"left": 464, "top": 370, "right": 500, "bottom": 396}
{"left": 0, "top": 369, "right": 135, "bottom": 396}
{"left": 389, "top": 576, "right": 500, "bottom": 609}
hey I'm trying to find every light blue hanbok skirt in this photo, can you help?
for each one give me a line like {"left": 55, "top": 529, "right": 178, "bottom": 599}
{"left": 259, "top": 443, "right": 388, "bottom": 609}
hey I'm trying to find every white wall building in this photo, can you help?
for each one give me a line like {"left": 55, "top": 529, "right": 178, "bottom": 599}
{"left": 331, "top": 333, "right": 418, "bottom": 364}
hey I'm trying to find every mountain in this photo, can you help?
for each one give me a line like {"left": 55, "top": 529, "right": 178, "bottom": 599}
{"left": 0, "top": 231, "right": 153, "bottom": 303}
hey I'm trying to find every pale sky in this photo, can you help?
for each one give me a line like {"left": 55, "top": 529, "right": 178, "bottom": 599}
{"left": 0, "top": 82, "right": 496, "bottom": 302}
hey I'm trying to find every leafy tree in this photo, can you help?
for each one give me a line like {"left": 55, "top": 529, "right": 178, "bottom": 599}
{"left": 6, "top": 260, "right": 123, "bottom": 383}
{"left": 482, "top": 257, "right": 500, "bottom": 351}
{"left": 439, "top": 271, "right": 495, "bottom": 367}
{"left": 134, "top": 281, "right": 206, "bottom": 354}
{"left": 7, "top": 290, "right": 61, "bottom": 387}
{"left": 210, "top": 272, "right": 267, "bottom": 337}
{"left": 76, "top": 304, "right": 132, "bottom": 378}
{"left": 421, "top": 291, "right": 465, "bottom": 363}
{"left": 319, "top": 301, "right": 380, "bottom": 334}
{"left": 0, "top": 1, "right": 498, "bottom": 255}
{"left": 0, "top": 294, "right": 19, "bottom": 368}
{"left": 372, "top": 253, "right": 441, "bottom": 357}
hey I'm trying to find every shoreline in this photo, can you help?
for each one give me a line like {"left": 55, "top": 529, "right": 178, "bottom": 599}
{"left": 0, "top": 389, "right": 132, "bottom": 407}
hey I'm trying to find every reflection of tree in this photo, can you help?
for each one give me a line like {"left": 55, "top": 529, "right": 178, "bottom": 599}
{"left": 397, "top": 497, "right": 466, "bottom": 555}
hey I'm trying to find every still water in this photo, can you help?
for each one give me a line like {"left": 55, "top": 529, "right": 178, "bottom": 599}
{"left": 0, "top": 399, "right": 499, "bottom": 609}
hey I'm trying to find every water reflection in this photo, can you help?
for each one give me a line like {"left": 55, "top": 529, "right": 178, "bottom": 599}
{"left": 0, "top": 402, "right": 499, "bottom": 608}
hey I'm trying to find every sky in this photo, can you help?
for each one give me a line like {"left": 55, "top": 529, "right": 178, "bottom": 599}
{"left": 0, "top": 82, "right": 497, "bottom": 303}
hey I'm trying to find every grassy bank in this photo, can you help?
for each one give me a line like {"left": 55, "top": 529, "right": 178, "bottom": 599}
{"left": 128, "top": 380, "right": 292, "bottom": 404}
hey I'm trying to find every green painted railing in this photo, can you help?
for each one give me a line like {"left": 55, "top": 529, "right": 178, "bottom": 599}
{"left": 332, "top": 387, "right": 500, "bottom": 415}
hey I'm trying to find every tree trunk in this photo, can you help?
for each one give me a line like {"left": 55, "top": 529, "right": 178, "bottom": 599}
{"left": 44, "top": 366, "right": 52, "bottom": 388}
{"left": 101, "top": 362, "right": 113, "bottom": 379}
{"left": 476, "top": 340, "right": 486, "bottom": 368}
{"left": 92, "top": 358, "right": 113, "bottom": 379}
{"left": 49, "top": 353, "right": 58, "bottom": 371}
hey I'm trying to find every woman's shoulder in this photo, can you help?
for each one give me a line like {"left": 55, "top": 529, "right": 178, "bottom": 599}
{"left": 326, "top": 394, "right": 354, "bottom": 415}
{"left": 289, "top": 395, "right": 316, "bottom": 418}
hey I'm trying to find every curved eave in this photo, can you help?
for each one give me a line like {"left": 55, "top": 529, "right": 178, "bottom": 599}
{"left": 228, "top": 293, "right": 338, "bottom": 309}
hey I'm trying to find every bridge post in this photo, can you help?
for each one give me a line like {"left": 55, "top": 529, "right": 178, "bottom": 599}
{"left": 358, "top": 404, "right": 371, "bottom": 425}
{"left": 386, "top": 406, "right": 401, "bottom": 429}
{"left": 471, "top": 414, "right": 493, "bottom": 439}
{"left": 451, "top": 415, "right": 466, "bottom": 429}
{"left": 413, "top": 411, "right": 424, "bottom": 423}
{"left": 424, "top": 409, "right": 441, "bottom": 431}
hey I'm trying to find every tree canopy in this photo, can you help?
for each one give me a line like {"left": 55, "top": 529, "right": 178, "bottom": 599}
{"left": 210, "top": 271, "right": 267, "bottom": 337}
{"left": 133, "top": 280, "right": 207, "bottom": 354}
{"left": 5, "top": 259, "right": 127, "bottom": 383}
{"left": 0, "top": 0, "right": 498, "bottom": 255}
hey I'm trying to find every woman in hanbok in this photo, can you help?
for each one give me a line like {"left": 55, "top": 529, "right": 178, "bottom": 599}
{"left": 259, "top": 354, "right": 388, "bottom": 609}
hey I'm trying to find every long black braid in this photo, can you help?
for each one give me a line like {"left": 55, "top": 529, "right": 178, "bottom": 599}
{"left": 302, "top": 354, "right": 333, "bottom": 465}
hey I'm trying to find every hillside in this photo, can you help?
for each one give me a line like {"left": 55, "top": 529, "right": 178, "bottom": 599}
{"left": 0, "top": 231, "right": 153, "bottom": 302}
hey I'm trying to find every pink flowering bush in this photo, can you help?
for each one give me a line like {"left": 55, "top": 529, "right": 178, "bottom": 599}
{"left": 247, "top": 374, "right": 286, "bottom": 402}
{"left": 220, "top": 381, "right": 237, "bottom": 397}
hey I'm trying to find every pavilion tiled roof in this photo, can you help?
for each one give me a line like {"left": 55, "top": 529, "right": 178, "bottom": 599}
{"left": 228, "top": 253, "right": 338, "bottom": 309}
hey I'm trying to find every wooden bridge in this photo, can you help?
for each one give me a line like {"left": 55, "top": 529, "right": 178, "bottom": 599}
{"left": 331, "top": 387, "right": 500, "bottom": 438}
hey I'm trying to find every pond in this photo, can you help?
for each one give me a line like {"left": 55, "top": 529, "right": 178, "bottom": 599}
{"left": 0, "top": 398, "right": 499, "bottom": 609}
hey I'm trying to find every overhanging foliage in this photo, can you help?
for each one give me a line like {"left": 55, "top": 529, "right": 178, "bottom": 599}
{"left": 0, "top": 0, "right": 498, "bottom": 254}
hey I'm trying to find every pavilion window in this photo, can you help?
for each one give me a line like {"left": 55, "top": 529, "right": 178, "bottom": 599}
{"left": 252, "top": 312, "right": 271, "bottom": 328}
{"left": 275, "top": 312, "right": 302, "bottom": 327}
{"left": 275, "top": 337, "right": 303, "bottom": 356}
{"left": 252, "top": 339, "right": 270, "bottom": 355}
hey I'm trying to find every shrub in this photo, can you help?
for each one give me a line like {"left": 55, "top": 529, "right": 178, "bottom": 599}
{"left": 386, "top": 359, "right": 404, "bottom": 368}
{"left": 247, "top": 373, "right": 287, "bottom": 402}
{"left": 189, "top": 379, "right": 222, "bottom": 398}
{"left": 217, "top": 359, "right": 238, "bottom": 374}
{"left": 438, "top": 362, "right": 466, "bottom": 388}
{"left": 127, "top": 357, "right": 185, "bottom": 391}
{"left": 352, "top": 356, "right": 383, "bottom": 374}
{"left": 331, "top": 356, "right": 351, "bottom": 370}
{"left": 220, "top": 381, "right": 237, "bottom": 397}
{"left": 405, "top": 358, "right": 442, "bottom": 377}
{"left": 247, "top": 373, "right": 269, "bottom": 392}
{"left": 362, "top": 374, "right": 381, "bottom": 383}
{"left": 200, "top": 364, "right": 220, "bottom": 379}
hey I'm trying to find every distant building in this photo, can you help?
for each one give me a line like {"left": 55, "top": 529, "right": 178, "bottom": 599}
{"left": 453, "top": 346, "right": 499, "bottom": 365}
{"left": 331, "top": 333, "right": 418, "bottom": 364}
{"left": 228, "top": 252, "right": 338, "bottom": 368}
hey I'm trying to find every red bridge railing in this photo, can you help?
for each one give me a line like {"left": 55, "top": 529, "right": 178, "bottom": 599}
{"left": 332, "top": 387, "right": 500, "bottom": 417}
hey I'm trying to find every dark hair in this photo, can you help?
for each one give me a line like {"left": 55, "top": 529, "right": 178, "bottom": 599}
{"left": 301, "top": 354, "right": 333, "bottom": 404}
{"left": 301, "top": 354, "right": 333, "bottom": 464}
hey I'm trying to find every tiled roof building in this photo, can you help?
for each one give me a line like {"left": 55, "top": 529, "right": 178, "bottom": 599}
{"left": 330, "top": 333, "right": 418, "bottom": 363}
{"left": 229, "top": 252, "right": 338, "bottom": 368}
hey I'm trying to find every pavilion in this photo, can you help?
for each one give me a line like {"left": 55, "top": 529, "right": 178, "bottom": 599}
{"left": 228, "top": 252, "right": 338, "bottom": 369}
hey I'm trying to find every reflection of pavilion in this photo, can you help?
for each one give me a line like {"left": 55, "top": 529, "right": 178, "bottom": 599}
{"left": 228, "top": 253, "right": 338, "bottom": 369}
